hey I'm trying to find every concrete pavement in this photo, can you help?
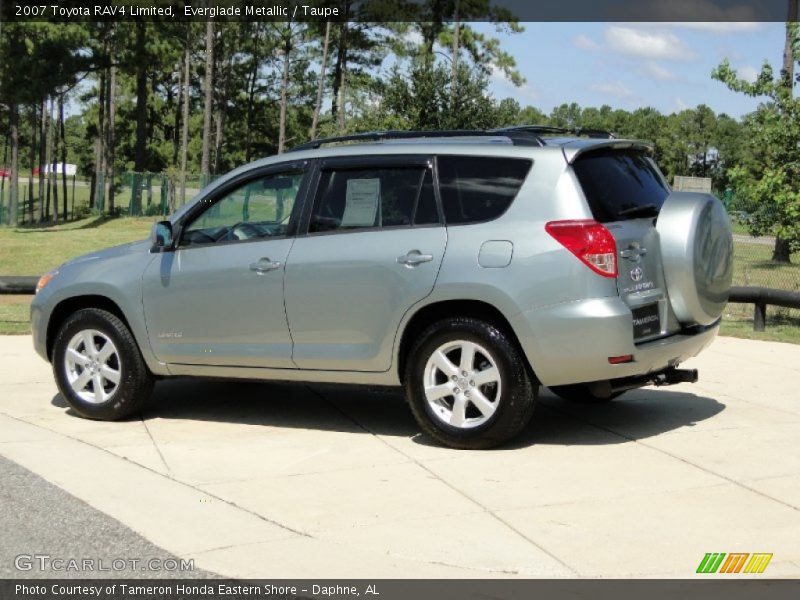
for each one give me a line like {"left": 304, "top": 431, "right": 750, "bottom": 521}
{"left": 1, "top": 334, "right": 799, "bottom": 578}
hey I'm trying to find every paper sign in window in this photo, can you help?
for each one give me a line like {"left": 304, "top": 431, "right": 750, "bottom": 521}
{"left": 341, "top": 178, "right": 381, "bottom": 227}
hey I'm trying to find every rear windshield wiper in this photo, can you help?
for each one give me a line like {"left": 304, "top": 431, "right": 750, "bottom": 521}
{"left": 616, "top": 203, "right": 659, "bottom": 219}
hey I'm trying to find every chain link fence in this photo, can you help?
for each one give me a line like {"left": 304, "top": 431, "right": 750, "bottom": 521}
{"left": 0, "top": 172, "right": 220, "bottom": 224}
{"left": 724, "top": 194, "right": 800, "bottom": 327}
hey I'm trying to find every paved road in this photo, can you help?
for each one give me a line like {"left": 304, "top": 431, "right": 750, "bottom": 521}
{"left": 0, "top": 455, "right": 214, "bottom": 579}
{"left": 0, "top": 334, "right": 799, "bottom": 578}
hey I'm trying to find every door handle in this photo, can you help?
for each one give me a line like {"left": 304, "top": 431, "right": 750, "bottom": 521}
{"left": 249, "top": 258, "right": 282, "bottom": 273}
{"left": 397, "top": 250, "right": 434, "bottom": 267}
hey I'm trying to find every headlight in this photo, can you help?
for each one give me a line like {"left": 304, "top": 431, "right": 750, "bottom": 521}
{"left": 35, "top": 271, "right": 58, "bottom": 294}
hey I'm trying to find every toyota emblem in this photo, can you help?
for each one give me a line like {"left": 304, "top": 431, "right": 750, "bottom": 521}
{"left": 630, "top": 266, "right": 643, "bottom": 282}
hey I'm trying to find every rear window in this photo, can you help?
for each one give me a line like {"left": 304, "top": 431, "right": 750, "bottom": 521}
{"left": 573, "top": 149, "right": 669, "bottom": 223}
{"left": 438, "top": 156, "right": 531, "bottom": 225}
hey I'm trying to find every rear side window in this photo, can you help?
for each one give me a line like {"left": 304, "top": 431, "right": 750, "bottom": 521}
{"left": 438, "top": 156, "right": 531, "bottom": 225}
{"left": 309, "top": 166, "right": 438, "bottom": 233}
{"left": 573, "top": 150, "right": 669, "bottom": 223}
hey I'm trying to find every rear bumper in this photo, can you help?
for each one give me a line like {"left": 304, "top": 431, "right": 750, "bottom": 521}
{"left": 511, "top": 297, "right": 718, "bottom": 387}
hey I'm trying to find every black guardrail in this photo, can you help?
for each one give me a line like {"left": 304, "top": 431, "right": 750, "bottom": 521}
{"left": 0, "top": 276, "right": 38, "bottom": 295}
{"left": 729, "top": 286, "right": 800, "bottom": 331}
{"left": 1, "top": 277, "right": 798, "bottom": 332}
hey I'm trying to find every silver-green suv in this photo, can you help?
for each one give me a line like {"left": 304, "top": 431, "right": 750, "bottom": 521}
{"left": 31, "top": 128, "right": 733, "bottom": 449}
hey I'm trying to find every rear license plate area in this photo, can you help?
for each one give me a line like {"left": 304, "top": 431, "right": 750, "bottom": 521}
{"left": 632, "top": 303, "right": 660, "bottom": 339}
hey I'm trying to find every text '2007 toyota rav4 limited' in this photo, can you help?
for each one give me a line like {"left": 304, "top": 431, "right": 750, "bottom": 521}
{"left": 31, "top": 127, "right": 733, "bottom": 449}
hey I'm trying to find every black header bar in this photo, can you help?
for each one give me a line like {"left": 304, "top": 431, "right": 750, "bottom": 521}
{"left": 3, "top": 579, "right": 800, "bottom": 600}
{"left": 2, "top": 0, "right": 798, "bottom": 23}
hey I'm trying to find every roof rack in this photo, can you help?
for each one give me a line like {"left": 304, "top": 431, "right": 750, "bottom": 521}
{"left": 494, "top": 125, "right": 617, "bottom": 140}
{"left": 288, "top": 129, "right": 546, "bottom": 152}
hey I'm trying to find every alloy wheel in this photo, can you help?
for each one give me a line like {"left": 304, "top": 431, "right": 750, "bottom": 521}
{"left": 423, "top": 340, "right": 502, "bottom": 429}
{"left": 64, "top": 329, "right": 122, "bottom": 404}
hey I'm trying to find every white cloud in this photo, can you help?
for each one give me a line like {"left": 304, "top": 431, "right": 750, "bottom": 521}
{"left": 490, "top": 65, "right": 507, "bottom": 82}
{"left": 402, "top": 30, "right": 423, "bottom": 47}
{"left": 738, "top": 65, "right": 759, "bottom": 83}
{"left": 515, "top": 85, "right": 540, "bottom": 102}
{"left": 673, "top": 97, "right": 688, "bottom": 112}
{"left": 491, "top": 65, "right": 539, "bottom": 101}
{"left": 604, "top": 26, "right": 696, "bottom": 62}
{"left": 572, "top": 34, "right": 599, "bottom": 51}
{"left": 643, "top": 62, "right": 676, "bottom": 81}
{"left": 589, "top": 80, "right": 635, "bottom": 101}
{"left": 714, "top": 44, "right": 743, "bottom": 62}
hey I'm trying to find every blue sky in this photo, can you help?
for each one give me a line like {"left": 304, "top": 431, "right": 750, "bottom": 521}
{"left": 473, "top": 22, "right": 787, "bottom": 117}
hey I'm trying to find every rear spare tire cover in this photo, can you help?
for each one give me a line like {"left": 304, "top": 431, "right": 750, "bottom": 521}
{"left": 656, "top": 192, "right": 733, "bottom": 326}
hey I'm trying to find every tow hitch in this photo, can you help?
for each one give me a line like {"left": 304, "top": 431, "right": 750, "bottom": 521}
{"left": 653, "top": 368, "right": 698, "bottom": 386}
{"left": 587, "top": 368, "right": 699, "bottom": 399}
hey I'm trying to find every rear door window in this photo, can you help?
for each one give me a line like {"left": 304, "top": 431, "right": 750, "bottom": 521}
{"left": 572, "top": 149, "right": 669, "bottom": 223}
{"left": 438, "top": 156, "right": 531, "bottom": 225}
{"left": 308, "top": 165, "right": 439, "bottom": 233}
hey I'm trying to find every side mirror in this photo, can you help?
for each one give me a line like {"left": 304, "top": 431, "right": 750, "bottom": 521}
{"left": 150, "top": 220, "right": 174, "bottom": 252}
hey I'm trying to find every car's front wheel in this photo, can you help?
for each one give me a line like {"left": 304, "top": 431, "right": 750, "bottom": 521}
{"left": 52, "top": 308, "right": 154, "bottom": 420}
{"left": 404, "top": 317, "right": 537, "bottom": 449}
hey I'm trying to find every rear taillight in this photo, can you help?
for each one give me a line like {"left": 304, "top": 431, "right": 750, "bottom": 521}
{"left": 545, "top": 219, "right": 618, "bottom": 278}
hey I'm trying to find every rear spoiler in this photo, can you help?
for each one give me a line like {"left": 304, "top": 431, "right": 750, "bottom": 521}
{"left": 562, "top": 139, "right": 654, "bottom": 164}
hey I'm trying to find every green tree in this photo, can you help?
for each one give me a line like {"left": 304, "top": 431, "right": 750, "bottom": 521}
{"left": 378, "top": 59, "right": 496, "bottom": 130}
{"left": 679, "top": 105, "right": 717, "bottom": 178}
{"left": 0, "top": 22, "right": 90, "bottom": 223}
{"left": 712, "top": 13, "right": 799, "bottom": 261}
{"left": 548, "top": 103, "right": 583, "bottom": 128}
{"left": 707, "top": 113, "right": 745, "bottom": 191}
{"left": 323, "top": 8, "right": 387, "bottom": 132}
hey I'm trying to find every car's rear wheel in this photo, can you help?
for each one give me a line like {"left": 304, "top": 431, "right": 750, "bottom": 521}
{"left": 549, "top": 384, "right": 623, "bottom": 403}
{"left": 404, "top": 317, "right": 537, "bottom": 449}
{"left": 53, "top": 308, "right": 153, "bottom": 420}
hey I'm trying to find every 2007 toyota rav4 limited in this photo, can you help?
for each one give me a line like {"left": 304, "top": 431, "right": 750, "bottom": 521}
{"left": 31, "top": 127, "right": 733, "bottom": 449}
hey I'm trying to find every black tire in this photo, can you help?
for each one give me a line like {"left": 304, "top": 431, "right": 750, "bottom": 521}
{"left": 549, "top": 384, "right": 623, "bottom": 403}
{"left": 52, "top": 308, "right": 154, "bottom": 420}
{"left": 404, "top": 317, "right": 537, "bottom": 449}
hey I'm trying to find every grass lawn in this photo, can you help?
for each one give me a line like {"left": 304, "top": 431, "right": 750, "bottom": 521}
{"left": 733, "top": 239, "right": 800, "bottom": 292}
{"left": 0, "top": 216, "right": 798, "bottom": 343}
{"left": 0, "top": 216, "right": 157, "bottom": 335}
{"left": 731, "top": 221, "right": 750, "bottom": 236}
{"left": 0, "top": 296, "right": 31, "bottom": 335}
{"left": 0, "top": 215, "right": 156, "bottom": 275}
{"left": 0, "top": 217, "right": 156, "bottom": 334}
{"left": 720, "top": 309, "right": 800, "bottom": 344}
